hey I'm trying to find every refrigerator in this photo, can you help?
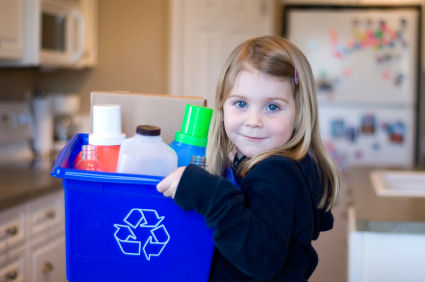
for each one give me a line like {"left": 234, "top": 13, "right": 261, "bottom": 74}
{"left": 284, "top": 5, "right": 420, "bottom": 169}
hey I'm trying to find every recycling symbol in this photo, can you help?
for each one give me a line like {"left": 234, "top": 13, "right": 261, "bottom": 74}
{"left": 113, "top": 208, "right": 170, "bottom": 261}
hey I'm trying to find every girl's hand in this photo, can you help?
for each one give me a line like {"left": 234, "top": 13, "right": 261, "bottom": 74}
{"left": 156, "top": 166, "right": 186, "bottom": 199}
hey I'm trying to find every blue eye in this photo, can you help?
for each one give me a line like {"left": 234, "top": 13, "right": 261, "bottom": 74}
{"left": 234, "top": 101, "right": 247, "bottom": 108}
{"left": 267, "top": 103, "right": 280, "bottom": 112}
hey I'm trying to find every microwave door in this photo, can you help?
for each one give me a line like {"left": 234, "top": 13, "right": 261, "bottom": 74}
{"left": 68, "top": 9, "right": 85, "bottom": 62}
{"left": 41, "top": 13, "right": 66, "bottom": 54}
{"left": 40, "top": 2, "right": 85, "bottom": 66}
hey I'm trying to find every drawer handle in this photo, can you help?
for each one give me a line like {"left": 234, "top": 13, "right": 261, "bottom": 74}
{"left": 42, "top": 262, "right": 54, "bottom": 273}
{"left": 5, "top": 226, "right": 18, "bottom": 236}
{"left": 5, "top": 270, "right": 18, "bottom": 280}
{"left": 45, "top": 209, "right": 56, "bottom": 219}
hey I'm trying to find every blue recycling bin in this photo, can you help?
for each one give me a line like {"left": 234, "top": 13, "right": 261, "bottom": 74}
{"left": 51, "top": 134, "right": 215, "bottom": 282}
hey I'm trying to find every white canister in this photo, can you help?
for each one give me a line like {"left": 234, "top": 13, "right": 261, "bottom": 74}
{"left": 31, "top": 96, "right": 53, "bottom": 157}
{"left": 116, "top": 125, "right": 177, "bottom": 177}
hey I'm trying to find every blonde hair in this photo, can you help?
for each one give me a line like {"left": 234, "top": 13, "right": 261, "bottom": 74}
{"left": 206, "top": 35, "right": 340, "bottom": 210}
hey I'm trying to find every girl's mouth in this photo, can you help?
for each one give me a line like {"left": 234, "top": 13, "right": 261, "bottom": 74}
{"left": 242, "top": 134, "right": 266, "bottom": 141}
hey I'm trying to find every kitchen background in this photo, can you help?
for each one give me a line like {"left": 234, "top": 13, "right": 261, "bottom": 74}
{"left": 1, "top": 0, "right": 425, "bottom": 282}
{"left": 2, "top": 0, "right": 424, "bottom": 163}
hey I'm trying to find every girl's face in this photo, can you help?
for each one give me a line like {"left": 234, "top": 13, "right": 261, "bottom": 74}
{"left": 223, "top": 69, "right": 296, "bottom": 158}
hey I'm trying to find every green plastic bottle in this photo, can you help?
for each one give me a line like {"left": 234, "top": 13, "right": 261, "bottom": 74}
{"left": 169, "top": 104, "right": 213, "bottom": 167}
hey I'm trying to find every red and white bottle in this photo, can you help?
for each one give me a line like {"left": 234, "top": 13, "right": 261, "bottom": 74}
{"left": 74, "top": 104, "right": 125, "bottom": 172}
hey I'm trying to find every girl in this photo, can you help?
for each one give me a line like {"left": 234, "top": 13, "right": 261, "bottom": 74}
{"left": 157, "top": 35, "right": 340, "bottom": 281}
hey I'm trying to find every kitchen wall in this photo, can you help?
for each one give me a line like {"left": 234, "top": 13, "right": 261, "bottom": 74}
{"left": 0, "top": 68, "right": 37, "bottom": 99}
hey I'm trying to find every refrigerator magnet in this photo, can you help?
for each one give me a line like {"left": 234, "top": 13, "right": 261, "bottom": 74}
{"left": 330, "top": 119, "right": 346, "bottom": 138}
{"left": 360, "top": 114, "right": 376, "bottom": 135}
{"left": 345, "top": 126, "right": 359, "bottom": 143}
{"left": 388, "top": 121, "right": 405, "bottom": 144}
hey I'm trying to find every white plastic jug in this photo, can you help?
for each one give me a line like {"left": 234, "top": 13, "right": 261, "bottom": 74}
{"left": 116, "top": 125, "right": 177, "bottom": 177}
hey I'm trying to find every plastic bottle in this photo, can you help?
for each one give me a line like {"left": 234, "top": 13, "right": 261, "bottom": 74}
{"left": 169, "top": 104, "right": 213, "bottom": 167}
{"left": 190, "top": 155, "right": 206, "bottom": 168}
{"left": 116, "top": 125, "right": 177, "bottom": 177}
{"left": 75, "top": 145, "right": 103, "bottom": 171}
{"left": 74, "top": 104, "right": 125, "bottom": 172}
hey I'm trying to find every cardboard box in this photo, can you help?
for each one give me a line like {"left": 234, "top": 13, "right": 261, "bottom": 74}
{"left": 91, "top": 91, "right": 207, "bottom": 143}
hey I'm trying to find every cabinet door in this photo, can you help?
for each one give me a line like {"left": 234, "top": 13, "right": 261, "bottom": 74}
{"left": 0, "top": 204, "right": 26, "bottom": 254}
{"left": 0, "top": 256, "right": 25, "bottom": 282}
{"left": 0, "top": 0, "right": 24, "bottom": 60}
{"left": 29, "top": 236, "right": 66, "bottom": 282}
{"left": 28, "top": 191, "right": 64, "bottom": 237}
{"left": 349, "top": 231, "right": 425, "bottom": 282}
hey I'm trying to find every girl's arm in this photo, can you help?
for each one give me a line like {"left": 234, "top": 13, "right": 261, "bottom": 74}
{"left": 158, "top": 158, "right": 308, "bottom": 280}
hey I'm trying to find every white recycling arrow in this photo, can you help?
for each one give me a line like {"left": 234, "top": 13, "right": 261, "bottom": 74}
{"left": 142, "top": 224, "right": 170, "bottom": 261}
{"left": 113, "top": 224, "right": 141, "bottom": 255}
{"left": 113, "top": 208, "right": 170, "bottom": 260}
{"left": 124, "top": 208, "right": 164, "bottom": 228}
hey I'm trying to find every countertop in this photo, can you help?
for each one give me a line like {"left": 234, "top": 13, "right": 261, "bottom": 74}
{"left": 0, "top": 160, "right": 62, "bottom": 211}
{"left": 346, "top": 166, "right": 425, "bottom": 233}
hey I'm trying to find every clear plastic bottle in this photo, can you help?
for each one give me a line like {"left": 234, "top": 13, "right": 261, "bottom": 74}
{"left": 190, "top": 155, "right": 206, "bottom": 168}
{"left": 116, "top": 125, "right": 177, "bottom": 177}
{"left": 75, "top": 145, "right": 103, "bottom": 171}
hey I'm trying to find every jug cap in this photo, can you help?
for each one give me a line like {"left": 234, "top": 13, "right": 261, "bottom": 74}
{"left": 137, "top": 125, "right": 161, "bottom": 136}
{"left": 89, "top": 104, "right": 126, "bottom": 145}
{"left": 174, "top": 104, "right": 213, "bottom": 147}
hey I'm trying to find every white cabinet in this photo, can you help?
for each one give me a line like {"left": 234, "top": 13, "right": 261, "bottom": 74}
{"left": 0, "top": 0, "right": 25, "bottom": 60}
{"left": 347, "top": 208, "right": 425, "bottom": 282}
{"left": 29, "top": 236, "right": 66, "bottom": 282}
{"left": 0, "top": 256, "right": 25, "bottom": 282}
{"left": 0, "top": 204, "right": 26, "bottom": 254}
{"left": 28, "top": 191, "right": 64, "bottom": 237}
{"left": 0, "top": 190, "right": 65, "bottom": 282}
{"left": 0, "top": 0, "right": 38, "bottom": 65}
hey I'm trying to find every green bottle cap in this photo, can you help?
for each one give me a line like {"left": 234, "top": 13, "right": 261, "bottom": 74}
{"left": 174, "top": 104, "right": 213, "bottom": 147}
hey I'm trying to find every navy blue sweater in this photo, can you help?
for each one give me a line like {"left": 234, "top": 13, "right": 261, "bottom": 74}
{"left": 174, "top": 154, "right": 334, "bottom": 281}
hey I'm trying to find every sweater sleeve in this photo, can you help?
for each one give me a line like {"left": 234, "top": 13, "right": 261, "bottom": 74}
{"left": 174, "top": 159, "right": 305, "bottom": 280}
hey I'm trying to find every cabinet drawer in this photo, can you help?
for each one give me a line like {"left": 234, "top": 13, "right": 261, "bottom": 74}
{"left": 0, "top": 207, "right": 25, "bottom": 253}
{"left": 30, "top": 236, "right": 66, "bottom": 282}
{"left": 0, "top": 256, "right": 24, "bottom": 282}
{"left": 29, "top": 192, "right": 64, "bottom": 236}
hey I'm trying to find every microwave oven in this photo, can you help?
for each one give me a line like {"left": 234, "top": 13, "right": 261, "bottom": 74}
{"left": 39, "top": 0, "right": 85, "bottom": 67}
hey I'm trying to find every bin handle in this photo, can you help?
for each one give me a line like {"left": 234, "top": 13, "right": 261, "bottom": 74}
{"left": 51, "top": 133, "right": 87, "bottom": 177}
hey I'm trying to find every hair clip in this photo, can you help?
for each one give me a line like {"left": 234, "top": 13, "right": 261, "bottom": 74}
{"left": 291, "top": 59, "right": 299, "bottom": 85}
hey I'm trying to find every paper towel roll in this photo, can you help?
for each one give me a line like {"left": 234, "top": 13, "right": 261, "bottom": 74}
{"left": 32, "top": 97, "right": 53, "bottom": 156}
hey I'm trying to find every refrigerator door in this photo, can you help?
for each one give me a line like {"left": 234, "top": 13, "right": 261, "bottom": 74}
{"left": 319, "top": 104, "right": 415, "bottom": 168}
{"left": 286, "top": 6, "right": 419, "bottom": 105}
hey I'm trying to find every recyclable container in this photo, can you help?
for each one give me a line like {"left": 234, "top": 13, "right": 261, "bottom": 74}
{"left": 117, "top": 125, "right": 177, "bottom": 176}
{"left": 74, "top": 104, "right": 126, "bottom": 172}
{"left": 169, "top": 104, "right": 213, "bottom": 167}
{"left": 51, "top": 133, "right": 214, "bottom": 282}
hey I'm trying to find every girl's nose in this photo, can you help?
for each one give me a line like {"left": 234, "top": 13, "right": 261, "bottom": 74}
{"left": 244, "top": 111, "right": 263, "bottom": 128}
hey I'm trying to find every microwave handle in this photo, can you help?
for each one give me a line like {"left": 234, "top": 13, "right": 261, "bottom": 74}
{"left": 70, "top": 10, "right": 85, "bottom": 62}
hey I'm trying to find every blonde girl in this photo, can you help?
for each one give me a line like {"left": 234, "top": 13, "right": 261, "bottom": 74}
{"left": 158, "top": 35, "right": 340, "bottom": 281}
